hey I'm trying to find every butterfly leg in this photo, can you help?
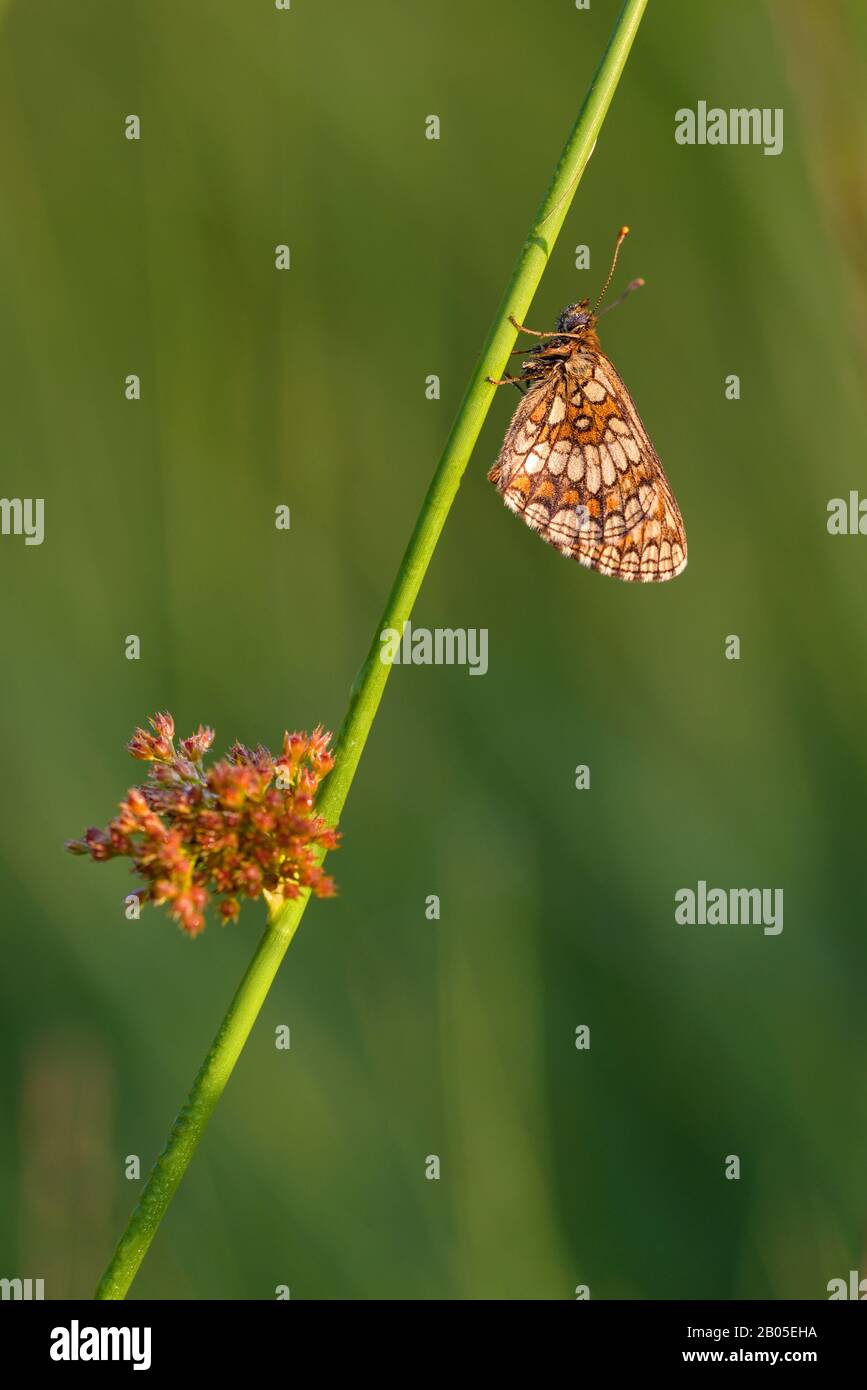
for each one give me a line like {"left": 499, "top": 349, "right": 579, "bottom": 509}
{"left": 508, "top": 315, "right": 584, "bottom": 341}
{"left": 486, "top": 372, "right": 534, "bottom": 387}
{"left": 508, "top": 315, "right": 551, "bottom": 337}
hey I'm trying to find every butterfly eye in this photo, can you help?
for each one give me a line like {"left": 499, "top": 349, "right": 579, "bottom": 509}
{"left": 557, "top": 306, "right": 586, "bottom": 333}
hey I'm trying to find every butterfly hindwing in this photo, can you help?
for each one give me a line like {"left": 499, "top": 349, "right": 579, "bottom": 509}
{"left": 489, "top": 342, "right": 687, "bottom": 583}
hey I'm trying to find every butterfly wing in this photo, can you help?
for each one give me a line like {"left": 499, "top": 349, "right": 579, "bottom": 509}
{"left": 488, "top": 347, "right": 687, "bottom": 582}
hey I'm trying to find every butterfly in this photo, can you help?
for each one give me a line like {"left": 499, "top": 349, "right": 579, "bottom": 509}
{"left": 487, "top": 227, "right": 687, "bottom": 582}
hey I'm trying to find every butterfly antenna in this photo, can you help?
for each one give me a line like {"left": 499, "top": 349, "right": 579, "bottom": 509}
{"left": 598, "top": 276, "right": 645, "bottom": 318}
{"left": 593, "top": 225, "right": 630, "bottom": 312}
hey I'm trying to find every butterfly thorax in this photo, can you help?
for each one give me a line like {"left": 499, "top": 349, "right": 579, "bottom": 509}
{"left": 522, "top": 326, "right": 601, "bottom": 379}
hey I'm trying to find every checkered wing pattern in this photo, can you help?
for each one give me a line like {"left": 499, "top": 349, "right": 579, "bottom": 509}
{"left": 488, "top": 347, "right": 687, "bottom": 582}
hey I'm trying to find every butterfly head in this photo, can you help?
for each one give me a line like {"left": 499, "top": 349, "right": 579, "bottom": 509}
{"left": 556, "top": 300, "right": 596, "bottom": 335}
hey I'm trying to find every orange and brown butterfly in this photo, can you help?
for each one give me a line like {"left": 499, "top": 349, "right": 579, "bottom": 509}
{"left": 487, "top": 227, "right": 687, "bottom": 582}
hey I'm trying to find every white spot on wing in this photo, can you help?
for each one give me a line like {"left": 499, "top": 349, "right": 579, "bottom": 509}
{"left": 607, "top": 439, "right": 627, "bottom": 472}
{"left": 548, "top": 394, "right": 566, "bottom": 424}
{"left": 599, "top": 446, "right": 616, "bottom": 486}
{"left": 524, "top": 442, "right": 551, "bottom": 475}
{"left": 595, "top": 368, "right": 616, "bottom": 394}
{"left": 584, "top": 445, "right": 601, "bottom": 494}
{"left": 549, "top": 439, "right": 571, "bottom": 475}
{"left": 622, "top": 435, "right": 641, "bottom": 463}
{"left": 516, "top": 423, "right": 538, "bottom": 455}
{"left": 566, "top": 448, "right": 584, "bottom": 482}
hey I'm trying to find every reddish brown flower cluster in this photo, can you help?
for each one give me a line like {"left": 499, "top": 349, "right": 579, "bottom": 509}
{"left": 66, "top": 713, "right": 339, "bottom": 937}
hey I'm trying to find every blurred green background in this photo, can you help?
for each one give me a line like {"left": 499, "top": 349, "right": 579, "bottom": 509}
{"left": 1, "top": 0, "right": 865, "bottom": 1300}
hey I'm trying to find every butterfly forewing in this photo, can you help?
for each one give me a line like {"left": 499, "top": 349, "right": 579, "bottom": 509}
{"left": 489, "top": 337, "right": 687, "bottom": 583}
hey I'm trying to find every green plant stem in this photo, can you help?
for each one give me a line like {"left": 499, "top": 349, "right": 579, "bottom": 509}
{"left": 95, "top": 0, "right": 649, "bottom": 1300}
